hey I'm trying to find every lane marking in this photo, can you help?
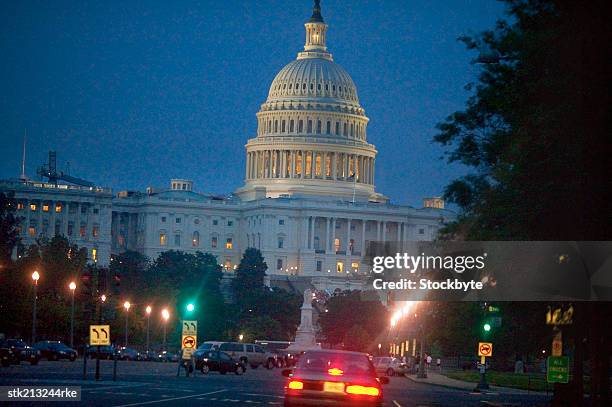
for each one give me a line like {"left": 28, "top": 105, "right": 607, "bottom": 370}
{"left": 83, "top": 384, "right": 149, "bottom": 392}
{"left": 393, "top": 401, "right": 403, "bottom": 407}
{"left": 242, "top": 393, "right": 284, "bottom": 399}
{"left": 113, "top": 389, "right": 227, "bottom": 407}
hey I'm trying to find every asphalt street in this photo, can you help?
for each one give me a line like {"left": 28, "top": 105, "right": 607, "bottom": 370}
{"left": 0, "top": 359, "right": 552, "bottom": 406}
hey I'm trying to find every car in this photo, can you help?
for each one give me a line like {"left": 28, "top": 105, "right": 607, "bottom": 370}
{"left": 195, "top": 350, "right": 245, "bottom": 375}
{"left": 86, "top": 345, "right": 117, "bottom": 360}
{"left": 157, "top": 350, "right": 179, "bottom": 362}
{"left": 193, "top": 341, "right": 223, "bottom": 361}
{"left": 0, "top": 345, "right": 14, "bottom": 367}
{"left": 282, "top": 349, "right": 389, "bottom": 407}
{"left": 116, "top": 347, "right": 141, "bottom": 361}
{"left": 218, "top": 342, "right": 274, "bottom": 369}
{"left": 0, "top": 339, "right": 40, "bottom": 365}
{"left": 255, "top": 340, "right": 293, "bottom": 368}
{"left": 141, "top": 350, "right": 158, "bottom": 361}
{"left": 372, "top": 357, "right": 408, "bottom": 377}
{"left": 33, "top": 341, "right": 77, "bottom": 361}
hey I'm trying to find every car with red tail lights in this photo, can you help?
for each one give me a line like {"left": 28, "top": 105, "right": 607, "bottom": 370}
{"left": 281, "top": 349, "right": 388, "bottom": 407}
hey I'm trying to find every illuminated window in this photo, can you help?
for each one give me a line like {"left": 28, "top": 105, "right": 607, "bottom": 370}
{"left": 224, "top": 259, "right": 231, "bottom": 270}
{"left": 28, "top": 226, "right": 36, "bottom": 236}
{"left": 159, "top": 232, "right": 167, "bottom": 246}
{"left": 192, "top": 231, "right": 199, "bottom": 247}
{"left": 211, "top": 236, "right": 218, "bottom": 248}
{"left": 91, "top": 248, "right": 97, "bottom": 263}
{"left": 80, "top": 223, "right": 86, "bottom": 237}
{"left": 92, "top": 225, "right": 99, "bottom": 238}
{"left": 334, "top": 238, "right": 341, "bottom": 252}
{"left": 30, "top": 203, "right": 37, "bottom": 211}
{"left": 226, "top": 238, "right": 233, "bottom": 250}
{"left": 325, "top": 155, "right": 331, "bottom": 177}
{"left": 42, "top": 204, "right": 49, "bottom": 212}
{"left": 17, "top": 202, "right": 24, "bottom": 210}
{"left": 315, "top": 154, "right": 322, "bottom": 176}
{"left": 305, "top": 152, "right": 312, "bottom": 175}
{"left": 336, "top": 261, "right": 344, "bottom": 273}
{"left": 351, "top": 262, "right": 359, "bottom": 271}
{"left": 55, "top": 204, "right": 62, "bottom": 213}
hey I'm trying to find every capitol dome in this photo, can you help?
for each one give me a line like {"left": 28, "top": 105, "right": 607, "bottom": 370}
{"left": 236, "top": 0, "right": 386, "bottom": 203}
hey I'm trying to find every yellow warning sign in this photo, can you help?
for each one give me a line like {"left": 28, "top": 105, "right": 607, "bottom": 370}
{"left": 89, "top": 325, "right": 110, "bottom": 346}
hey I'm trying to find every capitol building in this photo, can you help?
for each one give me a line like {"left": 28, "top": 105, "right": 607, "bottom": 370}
{"left": 1, "top": 1, "right": 453, "bottom": 292}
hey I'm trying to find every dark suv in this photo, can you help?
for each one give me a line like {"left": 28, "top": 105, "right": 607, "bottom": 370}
{"left": 0, "top": 339, "right": 40, "bottom": 365}
{"left": 34, "top": 341, "right": 77, "bottom": 361}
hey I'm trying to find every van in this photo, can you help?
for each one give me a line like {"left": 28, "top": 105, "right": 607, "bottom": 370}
{"left": 218, "top": 342, "right": 274, "bottom": 369}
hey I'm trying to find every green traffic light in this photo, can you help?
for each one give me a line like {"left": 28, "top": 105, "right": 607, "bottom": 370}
{"left": 483, "top": 323, "right": 492, "bottom": 332}
{"left": 186, "top": 303, "right": 195, "bottom": 312}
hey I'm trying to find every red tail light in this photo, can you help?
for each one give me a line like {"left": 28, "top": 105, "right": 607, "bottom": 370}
{"left": 327, "top": 367, "right": 344, "bottom": 376}
{"left": 288, "top": 380, "right": 304, "bottom": 390}
{"left": 345, "top": 385, "right": 380, "bottom": 396}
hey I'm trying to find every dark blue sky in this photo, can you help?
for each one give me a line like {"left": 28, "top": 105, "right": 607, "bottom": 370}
{"left": 0, "top": 0, "right": 506, "bottom": 207}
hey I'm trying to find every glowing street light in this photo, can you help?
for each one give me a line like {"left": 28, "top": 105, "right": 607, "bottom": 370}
{"left": 123, "top": 301, "right": 131, "bottom": 347}
{"left": 69, "top": 281, "right": 77, "bottom": 348}
{"left": 161, "top": 308, "right": 170, "bottom": 351}
{"left": 31, "top": 271, "right": 40, "bottom": 343}
{"left": 238, "top": 334, "right": 244, "bottom": 342}
{"left": 145, "top": 306, "right": 152, "bottom": 352}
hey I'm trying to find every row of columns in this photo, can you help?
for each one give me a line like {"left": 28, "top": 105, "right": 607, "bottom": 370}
{"left": 246, "top": 150, "right": 375, "bottom": 185}
{"left": 303, "top": 216, "right": 410, "bottom": 253}
{"left": 17, "top": 199, "right": 96, "bottom": 240}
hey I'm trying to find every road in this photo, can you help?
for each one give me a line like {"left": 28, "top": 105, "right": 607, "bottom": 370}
{"left": 0, "top": 359, "right": 552, "bottom": 406}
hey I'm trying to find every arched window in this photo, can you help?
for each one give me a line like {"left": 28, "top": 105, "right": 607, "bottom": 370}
{"left": 298, "top": 120, "right": 304, "bottom": 133}
{"left": 274, "top": 120, "right": 278, "bottom": 132}
{"left": 290, "top": 120, "right": 295, "bottom": 132}
{"left": 281, "top": 120, "right": 286, "bottom": 132}
{"left": 326, "top": 121, "right": 331, "bottom": 134}
{"left": 316, "top": 120, "right": 322, "bottom": 134}
{"left": 192, "top": 231, "right": 200, "bottom": 247}
{"left": 307, "top": 120, "right": 312, "bottom": 133}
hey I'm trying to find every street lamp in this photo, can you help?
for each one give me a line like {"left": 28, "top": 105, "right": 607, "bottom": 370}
{"left": 145, "top": 306, "right": 152, "bottom": 353}
{"left": 123, "top": 301, "right": 131, "bottom": 347}
{"left": 69, "top": 281, "right": 76, "bottom": 348}
{"left": 161, "top": 308, "right": 170, "bottom": 351}
{"left": 31, "top": 271, "right": 40, "bottom": 344}
{"left": 238, "top": 334, "right": 244, "bottom": 342}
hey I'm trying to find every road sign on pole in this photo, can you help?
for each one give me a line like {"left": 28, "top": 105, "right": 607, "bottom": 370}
{"left": 182, "top": 320, "right": 197, "bottom": 336}
{"left": 89, "top": 325, "right": 110, "bottom": 346}
{"left": 547, "top": 356, "right": 569, "bottom": 383}
{"left": 478, "top": 342, "right": 493, "bottom": 357}
{"left": 552, "top": 332, "right": 563, "bottom": 357}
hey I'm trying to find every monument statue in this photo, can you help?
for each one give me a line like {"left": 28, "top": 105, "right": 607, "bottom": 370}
{"left": 287, "top": 288, "right": 320, "bottom": 352}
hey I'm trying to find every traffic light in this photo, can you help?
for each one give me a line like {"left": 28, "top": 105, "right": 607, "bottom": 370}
{"left": 483, "top": 323, "right": 492, "bottom": 332}
{"left": 186, "top": 303, "right": 195, "bottom": 312}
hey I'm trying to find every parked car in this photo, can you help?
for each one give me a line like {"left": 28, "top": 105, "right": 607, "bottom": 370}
{"left": 282, "top": 349, "right": 388, "bottom": 407}
{"left": 86, "top": 345, "right": 117, "bottom": 360}
{"left": 0, "top": 339, "right": 40, "bottom": 365}
{"left": 33, "top": 341, "right": 77, "bottom": 361}
{"left": 195, "top": 350, "right": 245, "bottom": 375}
{"left": 255, "top": 340, "right": 292, "bottom": 368}
{"left": 0, "top": 345, "right": 14, "bottom": 367}
{"left": 218, "top": 342, "right": 274, "bottom": 369}
{"left": 140, "top": 350, "right": 158, "bottom": 361}
{"left": 372, "top": 356, "right": 408, "bottom": 376}
{"left": 157, "top": 350, "right": 179, "bottom": 362}
{"left": 116, "top": 347, "right": 141, "bottom": 361}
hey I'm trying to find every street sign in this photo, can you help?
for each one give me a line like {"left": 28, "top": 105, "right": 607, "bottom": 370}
{"left": 478, "top": 342, "right": 493, "bottom": 357}
{"left": 181, "top": 335, "right": 197, "bottom": 350}
{"left": 547, "top": 356, "right": 569, "bottom": 383}
{"left": 89, "top": 325, "right": 110, "bottom": 346}
{"left": 182, "top": 320, "right": 197, "bottom": 336}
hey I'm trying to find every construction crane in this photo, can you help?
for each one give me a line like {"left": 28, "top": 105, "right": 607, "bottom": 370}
{"left": 36, "top": 151, "right": 94, "bottom": 187}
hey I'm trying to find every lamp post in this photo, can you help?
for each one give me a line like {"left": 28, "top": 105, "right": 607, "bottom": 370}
{"left": 69, "top": 281, "right": 76, "bottom": 348}
{"left": 145, "top": 306, "right": 152, "bottom": 353}
{"left": 161, "top": 309, "right": 169, "bottom": 351}
{"left": 96, "top": 293, "right": 107, "bottom": 381}
{"left": 123, "top": 301, "right": 131, "bottom": 347}
{"left": 238, "top": 334, "right": 244, "bottom": 342}
{"left": 31, "top": 271, "right": 40, "bottom": 344}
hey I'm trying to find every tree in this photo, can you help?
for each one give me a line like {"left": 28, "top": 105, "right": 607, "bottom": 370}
{"left": 109, "top": 250, "right": 149, "bottom": 297}
{"left": 343, "top": 325, "right": 371, "bottom": 353}
{"left": 319, "top": 290, "right": 388, "bottom": 348}
{"left": 0, "top": 192, "right": 21, "bottom": 266}
{"left": 232, "top": 248, "right": 268, "bottom": 309}
{"left": 435, "top": 0, "right": 610, "bottom": 241}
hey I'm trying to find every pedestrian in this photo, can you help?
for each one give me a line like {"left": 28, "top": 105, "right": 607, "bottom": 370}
{"left": 426, "top": 354, "right": 432, "bottom": 372}
{"left": 436, "top": 357, "right": 441, "bottom": 372}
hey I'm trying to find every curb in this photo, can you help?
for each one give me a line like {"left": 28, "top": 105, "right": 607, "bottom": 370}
{"left": 403, "top": 374, "right": 549, "bottom": 396}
